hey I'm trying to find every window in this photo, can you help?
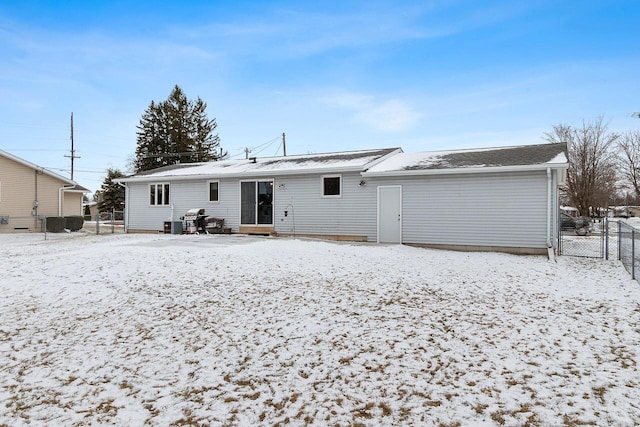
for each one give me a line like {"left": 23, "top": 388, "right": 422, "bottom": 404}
{"left": 149, "top": 183, "right": 170, "bottom": 206}
{"left": 322, "top": 175, "right": 341, "bottom": 197}
{"left": 208, "top": 180, "right": 219, "bottom": 202}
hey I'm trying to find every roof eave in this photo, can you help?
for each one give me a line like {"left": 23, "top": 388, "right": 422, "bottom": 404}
{"left": 0, "top": 149, "right": 80, "bottom": 186}
{"left": 362, "top": 162, "right": 569, "bottom": 178}
{"left": 116, "top": 165, "right": 368, "bottom": 183}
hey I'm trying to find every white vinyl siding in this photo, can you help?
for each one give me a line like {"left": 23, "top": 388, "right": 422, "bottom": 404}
{"left": 123, "top": 169, "right": 559, "bottom": 251}
{"left": 373, "top": 171, "right": 549, "bottom": 249}
{"left": 127, "top": 179, "right": 240, "bottom": 232}
{"left": 274, "top": 172, "right": 375, "bottom": 238}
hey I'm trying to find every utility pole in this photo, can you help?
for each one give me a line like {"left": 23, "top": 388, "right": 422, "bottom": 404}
{"left": 64, "top": 112, "right": 81, "bottom": 180}
{"left": 244, "top": 147, "right": 251, "bottom": 159}
{"left": 282, "top": 132, "right": 287, "bottom": 156}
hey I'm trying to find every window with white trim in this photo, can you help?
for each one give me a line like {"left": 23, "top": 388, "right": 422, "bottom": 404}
{"left": 208, "top": 180, "right": 220, "bottom": 202}
{"left": 149, "top": 183, "right": 170, "bottom": 206}
{"left": 322, "top": 175, "right": 341, "bottom": 197}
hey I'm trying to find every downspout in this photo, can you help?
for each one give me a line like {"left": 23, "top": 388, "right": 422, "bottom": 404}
{"left": 546, "top": 168, "right": 553, "bottom": 255}
{"left": 58, "top": 184, "right": 77, "bottom": 216}
{"left": 117, "top": 182, "right": 128, "bottom": 232}
{"left": 34, "top": 169, "right": 39, "bottom": 229}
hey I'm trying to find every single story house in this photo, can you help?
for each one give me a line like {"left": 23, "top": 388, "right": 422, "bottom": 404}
{"left": 628, "top": 207, "right": 640, "bottom": 218}
{"left": 0, "top": 149, "right": 89, "bottom": 233}
{"left": 116, "top": 142, "right": 567, "bottom": 254}
{"left": 83, "top": 200, "right": 99, "bottom": 220}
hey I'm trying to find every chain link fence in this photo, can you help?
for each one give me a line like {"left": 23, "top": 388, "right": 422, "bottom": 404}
{"left": 558, "top": 218, "right": 624, "bottom": 260}
{"left": 559, "top": 217, "right": 640, "bottom": 284}
{"left": 558, "top": 218, "right": 607, "bottom": 258}
{"left": 83, "top": 210, "right": 125, "bottom": 235}
{"left": 618, "top": 221, "right": 640, "bottom": 281}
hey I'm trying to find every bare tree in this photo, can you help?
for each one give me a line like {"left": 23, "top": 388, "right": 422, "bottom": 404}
{"left": 545, "top": 117, "right": 619, "bottom": 216}
{"left": 618, "top": 129, "right": 640, "bottom": 202}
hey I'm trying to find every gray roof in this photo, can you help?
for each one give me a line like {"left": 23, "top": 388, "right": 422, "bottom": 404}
{"left": 365, "top": 143, "right": 567, "bottom": 175}
{"left": 410, "top": 143, "right": 566, "bottom": 170}
{"left": 123, "top": 147, "right": 401, "bottom": 181}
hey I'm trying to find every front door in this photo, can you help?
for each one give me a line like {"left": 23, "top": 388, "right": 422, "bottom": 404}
{"left": 378, "top": 185, "right": 402, "bottom": 243}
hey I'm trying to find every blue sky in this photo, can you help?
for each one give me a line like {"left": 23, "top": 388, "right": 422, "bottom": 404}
{"left": 1, "top": 1, "right": 639, "bottom": 193}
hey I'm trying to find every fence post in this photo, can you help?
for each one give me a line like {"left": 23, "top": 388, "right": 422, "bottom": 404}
{"left": 111, "top": 209, "right": 115, "bottom": 234}
{"left": 605, "top": 218, "right": 609, "bottom": 260}
{"left": 96, "top": 213, "right": 100, "bottom": 235}
{"left": 632, "top": 229, "right": 635, "bottom": 280}
{"left": 43, "top": 216, "right": 47, "bottom": 241}
{"left": 619, "top": 221, "right": 622, "bottom": 261}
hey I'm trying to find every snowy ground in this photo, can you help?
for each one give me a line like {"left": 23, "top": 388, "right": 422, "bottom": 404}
{"left": 1, "top": 233, "right": 640, "bottom": 426}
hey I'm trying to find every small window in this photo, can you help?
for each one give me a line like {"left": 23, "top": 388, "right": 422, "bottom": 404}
{"left": 149, "top": 183, "right": 170, "bottom": 206}
{"left": 208, "top": 181, "right": 219, "bottom": 202}
{"left": 322, "top": 175, "right": 341, "bottom": 197}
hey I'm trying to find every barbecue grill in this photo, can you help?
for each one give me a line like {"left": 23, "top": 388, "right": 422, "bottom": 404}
{"left": 181, "top": 208, "right": 225, "bottom": 234}
{"left": 182, "top": 208, "right": 207, "bottom": 234}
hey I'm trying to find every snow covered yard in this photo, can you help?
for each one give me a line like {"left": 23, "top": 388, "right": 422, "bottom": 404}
{"left": 1, "top": 233, "right": 639, "bottom": 426}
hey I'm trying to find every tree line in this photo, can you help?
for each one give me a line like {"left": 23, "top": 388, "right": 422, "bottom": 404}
{"left": 545, "top": 117, "right": 640, "bottom": 217}
{"left": 92, "top": 85, "right": 639, "bottom": 218}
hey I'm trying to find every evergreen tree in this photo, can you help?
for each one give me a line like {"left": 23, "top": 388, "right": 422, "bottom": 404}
{"left": 134, "top": 85, "right": 225, "bottom": 172}
{"left": 95, "top": 169, "right": 126, "bottom": 216}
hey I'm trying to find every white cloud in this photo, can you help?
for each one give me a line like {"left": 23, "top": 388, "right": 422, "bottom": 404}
{"left": 323, "top": 92, "right": 421, "bottom": 132}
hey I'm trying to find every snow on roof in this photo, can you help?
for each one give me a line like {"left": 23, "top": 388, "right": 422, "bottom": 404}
{"left": 365, "top": 143, "right": 567, "bottom": 175}
{"left": 125, "top": 148, "right": 400, "bottom": 180}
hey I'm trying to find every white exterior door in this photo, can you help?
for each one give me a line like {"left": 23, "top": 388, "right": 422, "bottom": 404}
{"left": 378, "top": 185, "right": 402, "bottom": 243}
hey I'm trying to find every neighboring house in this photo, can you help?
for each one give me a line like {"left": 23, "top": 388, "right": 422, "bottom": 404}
{"left": 0, "top": 150, "right": 89, "bottom": 233}
{"left": 83, "top": 200, "right": 99, "bottom": 220}
{"left": 628, "top": 206, "right": 640, "bottom": 217}
{"left": 612, "top": 206, "right": 631, "bottom": 218}
{"left": 560, "top": 206, "right": 579, "bottom": 218}
{"left": 116, "top": 142, "right": 568, "bottom": 254}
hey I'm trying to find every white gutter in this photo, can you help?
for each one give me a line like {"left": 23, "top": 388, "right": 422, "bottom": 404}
{"left": 115, "top": 164, "right": 373, "bottom": 184}
{"left": 362, "top": 162, "right": 568, "bottom": 178}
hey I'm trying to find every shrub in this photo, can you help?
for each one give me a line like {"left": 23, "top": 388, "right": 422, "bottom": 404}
{"left": 46, "top": 217, "right": 65, "bottom": 233}
{"left": 64, "top": 216, "right": 84, "bottom": 232}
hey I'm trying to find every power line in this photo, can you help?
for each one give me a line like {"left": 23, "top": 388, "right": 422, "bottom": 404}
{"left": 140, "top": 151, "right": 214, "bottom": 159}
{"left": 273, "top": 141, "right": 283, "bottom": 156}
{"left": 2, "top": 148, "right": 68, "bottom": 152}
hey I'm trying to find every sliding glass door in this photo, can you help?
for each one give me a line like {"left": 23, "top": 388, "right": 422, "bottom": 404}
{"left": 240, "top": 180, "right": 273, "bottom": 225}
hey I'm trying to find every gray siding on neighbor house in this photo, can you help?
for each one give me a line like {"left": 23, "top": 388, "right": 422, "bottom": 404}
{"left": 370, "top": 170, "right": 552, "bottom": 249}
{"left": 272, "top": 172, "right": 377, "bottom": 238}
